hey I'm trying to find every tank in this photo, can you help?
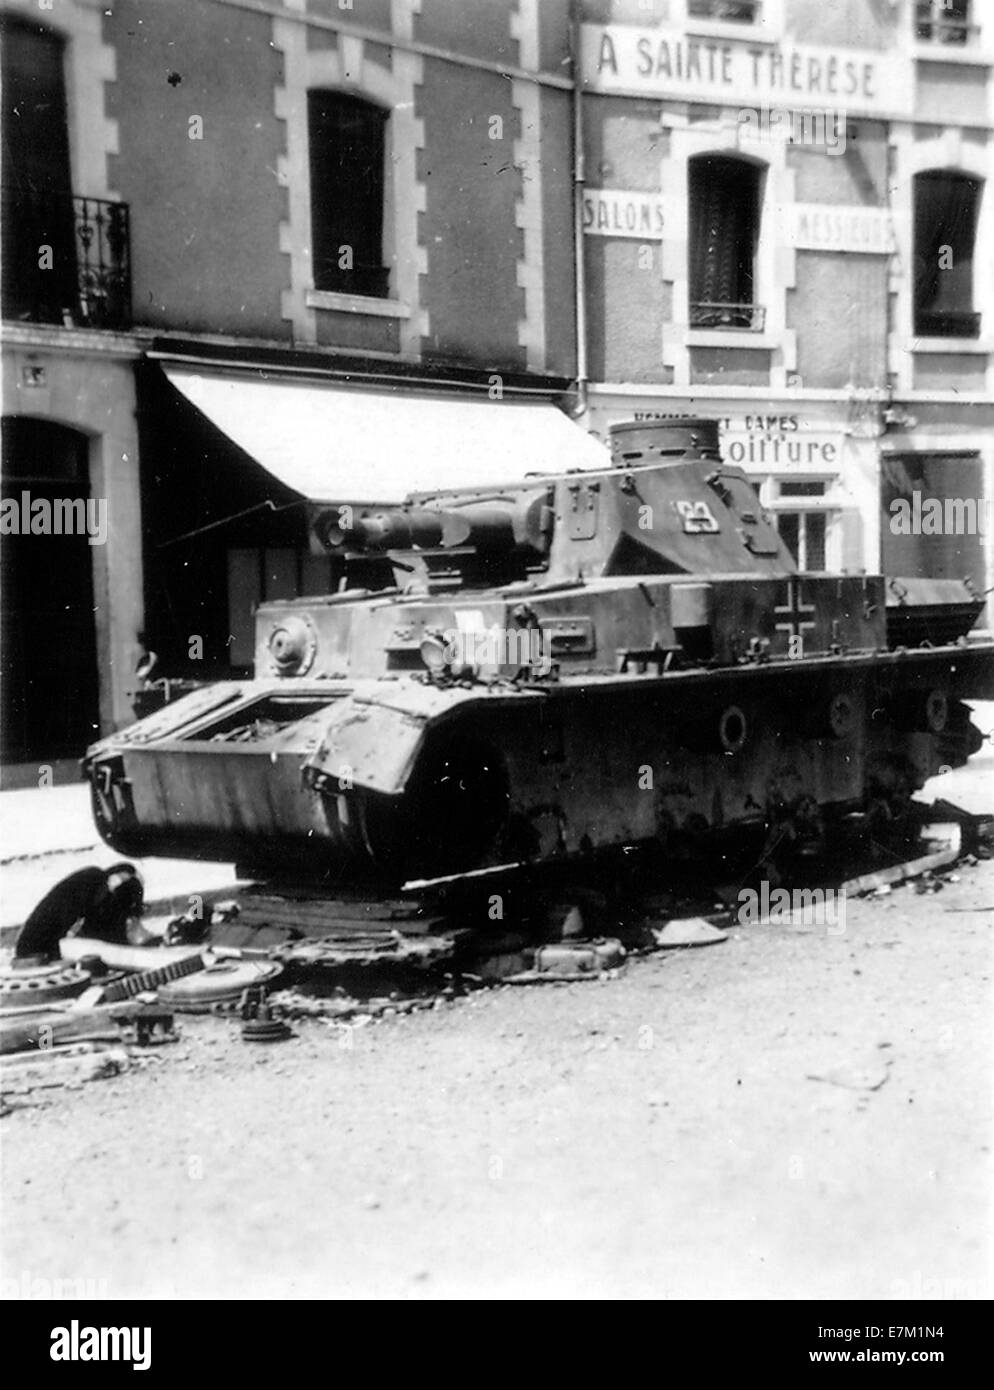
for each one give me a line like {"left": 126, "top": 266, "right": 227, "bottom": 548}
{"left": 84, "top": 417, "right": 994, "bottom": 889}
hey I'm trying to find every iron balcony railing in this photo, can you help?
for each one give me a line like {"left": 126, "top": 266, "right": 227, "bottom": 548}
{"left": 688, "top": 0, "right": 761, "bottom": 21}
{"left": 690, "top": 301, "right": 767, "bottom": 331}
{"left": 1, "top": 188, "right": 132, "bottom": 330}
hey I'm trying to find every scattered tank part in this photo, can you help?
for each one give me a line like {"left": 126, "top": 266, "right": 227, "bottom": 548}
{"left": 60, "top": 937, "right": 207, "bottom": 973}
{"left": 0, "top": 959, "right": 94, "bottom": 1014}
{"left": 14, "top": 864, "right": 144, "bottom": 961}
{"left": 502, "top": 939, "right": 626, "bottom": 983}
{"left": 82, "top": 417, "right": 994, "bottom": 905}
{"left": 241, "top": 1013, "right": 293, "bottom": 1042}
{"left": 272, "top": 931, "right": 462, "bottom": 970}
{"left": 157, "top": 959, "right": 283, "bottom": 1014}
{"left": 474, "top": 938, "right": 625, "bottom": 982}
{"left": 651, "top": 918, "right": 729, "bottom": 949}
{"left": 841, "top": 822, "right": 962, "bottom": 897}
{"left": 239, "top": 985, "right": 293, "bottom": 1042}
{"left": 87, "top": 953, "right": 206, "bottom": 1005}
{"left": 223, "top": 884, "right": 468, "bottom": 966}
{"left": 267, "top": 984, "right": 463, "bottom": 1022}
{"left": 0, "top": 1000, "right": 175, "bottom": 1056}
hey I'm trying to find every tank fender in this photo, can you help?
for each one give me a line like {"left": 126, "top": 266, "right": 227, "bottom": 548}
{"left": 303, "top": 681, "right": 512, "bottom": 797}
{"left": 85, "top": 682, "right": 255, "bottom": 760}
{"left": 304, "top": 699, "right": 428, "bottom": 797}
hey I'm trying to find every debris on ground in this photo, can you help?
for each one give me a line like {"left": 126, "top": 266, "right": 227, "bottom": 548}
{"left": 1, "top": 1043, "right": 132, "bottom": 1097}
{"left": 240, "top": 985, "right": 293, "bottom": 1042}
{"left": 806, "top": 1057, "right": 892, "bottom": 1093}
{"left": 652, "top": 918, "right": 728, "bottom": 949}
{"left": 157, "top": 959, "right": 283, "bottom": 1013}
{"left": 0, "top": 808, "right": 982, "bottom": 1093}
{"left": 842, "top": 823, "right": 961, "bottom": 897}
{"left": 498, "top": 938, "right": 626, "bottom": 983}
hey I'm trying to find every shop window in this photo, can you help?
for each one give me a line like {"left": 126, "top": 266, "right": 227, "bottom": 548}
{"left": 913, "top": 171, "right": 982, "bottom": 338}
{"left": 688, "top": 155, "right": 765, "bottom": 330}
{"left": 308, "top": 91, "right": 389, "bottom": 299}
{"left": 881, "top": 453, "right": 986, "bottom": 590}
{"left": 775, "top": 511, "right": 826, "bottom": 571}
{"left": 916, "top": 1, "right": 975, "bottom": 46}
{"left": 688, "top": 1, "right": 761, "bottom": 22}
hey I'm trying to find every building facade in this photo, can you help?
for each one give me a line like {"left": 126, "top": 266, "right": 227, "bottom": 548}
{"left": 2, "top": 0, "right": 992, "bottom": 779}
{"left": 1, "top": 0, "right": 582, "bottom": 776}
{"left": 577, "top": 0, "right": 993, "bottom": 606}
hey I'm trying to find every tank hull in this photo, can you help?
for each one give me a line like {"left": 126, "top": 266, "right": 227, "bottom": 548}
{"left": 84, "top": 416, "right": 994, "bottom": 891}
{"left": 86, "top": 642, "right": 993, "bottom": 887}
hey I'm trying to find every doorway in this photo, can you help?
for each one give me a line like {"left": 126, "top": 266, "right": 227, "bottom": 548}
{"left": 1, "top": 418, "right": 101, "bottom": 768}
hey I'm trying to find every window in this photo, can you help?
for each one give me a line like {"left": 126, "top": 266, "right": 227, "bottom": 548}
{"left": 916, "top": 1, "right": 975, "bottom": 46}
{"left": 778, "top": 481, "right": 827, "bottom": 499}
{"left": 688, "top": 155, "right": 764, "bottom": 329}
{"left": 1, "top": 16, "right": 76, "bottom": 323}
{"left": 688, "top": 1, "right": 761, "bottom": 22}
{"left": 308, "top": 91, "right": 389, "bottom": 298}
{"left": 913, "top": 171, "right": 982, "bottom": 338}
{"left": 775, "top": 512, "right": 826, "bottom": 571}
{"left": 0, "top": 15, "right": 131, "bottom": 329}
{"left": 881, "top": 453, "right": 986, "bottom": 590}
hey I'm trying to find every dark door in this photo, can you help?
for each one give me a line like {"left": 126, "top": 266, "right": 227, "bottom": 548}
{"left": 1, "top": 14, "right": 77, "bottom": 323}
{"left": 1, "top": 418, "right": 100, "bottom": 765}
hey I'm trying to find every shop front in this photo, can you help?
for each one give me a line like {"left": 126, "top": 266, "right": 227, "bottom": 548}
{"left": 584, "top": 388, "right": 882, "bottom": 575}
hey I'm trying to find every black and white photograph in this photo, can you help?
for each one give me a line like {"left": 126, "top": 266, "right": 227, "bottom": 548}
{"left": 0, "top": 0, "right": 991, "bottom": 1338}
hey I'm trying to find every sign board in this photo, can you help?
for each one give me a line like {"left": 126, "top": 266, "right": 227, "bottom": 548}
{"left": 783, "top": 203, "right": 897, "bottom": 254}
{"left": 580, "top": 24, "right": 913, "bottom": 120}
{"left": 582, "top": 189, "right": 665, "bottom": 239}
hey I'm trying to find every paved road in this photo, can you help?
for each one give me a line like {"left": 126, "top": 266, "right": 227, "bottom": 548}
{"left": 1, "top": 756, "right": 991, "bottom": 1300}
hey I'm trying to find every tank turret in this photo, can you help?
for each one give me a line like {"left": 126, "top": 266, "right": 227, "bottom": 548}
{"left": 310, "top": 417, "right": 792, "bottom": 593}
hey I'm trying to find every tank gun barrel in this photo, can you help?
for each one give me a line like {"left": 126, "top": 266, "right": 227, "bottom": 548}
{"left": 315, "top": 503, "right": 529, "bottom": 555}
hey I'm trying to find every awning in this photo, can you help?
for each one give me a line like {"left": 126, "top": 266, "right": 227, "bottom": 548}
{"left": 162, "top": 364, "right": 610, "bottom": 505}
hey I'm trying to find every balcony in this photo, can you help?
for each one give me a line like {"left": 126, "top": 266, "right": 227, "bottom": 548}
{"left": 688, "top": 0, "right": 761, "bottom": 21}
{"left": 690, "top": 301, "right": 767, "bottom": 331}
{"left": 916, "top": 2, "right": 978, "bottom": 45}
{"left": 1, "top": 189, "right": 131, "bottom": 331}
